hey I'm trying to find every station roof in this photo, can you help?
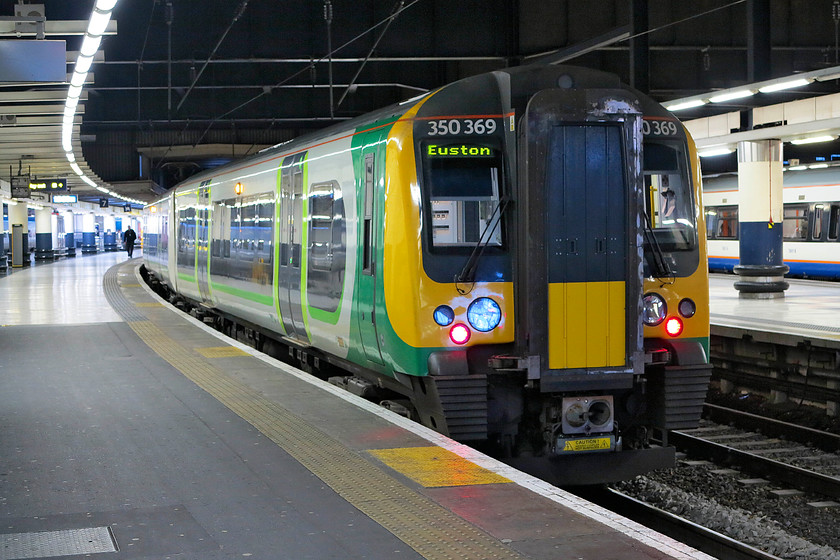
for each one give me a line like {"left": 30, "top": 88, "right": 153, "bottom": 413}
{"left": 1, "top": 0, "right": 839, "bottom": 206}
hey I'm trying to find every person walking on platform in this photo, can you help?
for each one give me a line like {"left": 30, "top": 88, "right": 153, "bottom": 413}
{"left": 122, "top": 226, "right": 137, "bottom": 258}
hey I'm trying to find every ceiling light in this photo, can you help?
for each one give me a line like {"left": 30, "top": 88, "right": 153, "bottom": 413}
{"left": 665, "top": 99, "right": 707, "bottom": 112}
{"left": 699, "top": 147, "right": 735, "bottom": 157}
{"left": 809, "top": 163, "right": 829, "bottom": 169}
{"left": 95, "top": 0, "right": 120, "bottom": 11}
{"left": 79, "top": 35, "right": 101, "bottom": 57}
{"left": 75, "top": 55, "right": 94, "bottom": 74}
{"left": 709, "top": 89, "right": 755, "bottom": 103}
{"left": 790, "top": 135, "right": 836, "bottom": 145}
{"left": 70, "top": 71, "right": 87, "bottom": 88}
{"left": 87, "top": 10, "right": 111, "bottom": 36}
{"left": 788, "top": 165, "right": 808, "bottom": 171}
{"left": 758, "top": 78, "right": 811, "bottom": 93}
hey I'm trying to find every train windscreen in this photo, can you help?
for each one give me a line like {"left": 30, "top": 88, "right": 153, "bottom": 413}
{"left": 421, "top": 141, "right": 504, "bottom": 248}
{"left": 643, "top": 141, "right": 696, "bottom": 252}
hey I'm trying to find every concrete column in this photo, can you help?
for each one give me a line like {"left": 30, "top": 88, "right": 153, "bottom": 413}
{"left": 63, "top": 211, "right": 76, "bottom": 257}
{"left": 734, "top": 139, "right": 789, "bottom": 298}
{"left": 8, "top": 202, "right": 29, "bottom": 266}
{"left": 103, "top": 214, "right": 117, "bottom": 251}
{"left": 81, "top": 213, "right": 97, "bottom": 254}
{"left": 34, "top": 207, "right": 54, "bottom": 260}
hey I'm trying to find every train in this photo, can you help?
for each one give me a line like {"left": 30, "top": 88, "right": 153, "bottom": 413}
{"left": 705, "top": 167, "right": 840, "bottom": 279}
{"left": 142, "top": 64, "right": 712, "bottom": 485}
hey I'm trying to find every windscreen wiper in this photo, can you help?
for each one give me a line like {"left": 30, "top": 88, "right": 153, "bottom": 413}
{"left": 643, "top": 213, "right": 673, "bottom": 280}
{"left": 454, "top": 196, "right": 510, "bottom": 294}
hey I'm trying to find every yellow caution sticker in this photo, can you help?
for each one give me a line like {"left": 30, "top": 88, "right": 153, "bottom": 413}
{"left": 559, "top": 436, "right": 613, "bottom": 453}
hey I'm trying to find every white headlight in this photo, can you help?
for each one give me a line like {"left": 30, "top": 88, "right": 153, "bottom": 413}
{"left": 467, "top": 297, "right": 501, "bottom": 332}
{"left": 643, "top": 293, "right": 667, "bottom": 326}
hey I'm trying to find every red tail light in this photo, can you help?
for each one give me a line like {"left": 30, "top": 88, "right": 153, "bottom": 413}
{"left": 449, "top": 323, "right": 471, "bottom": 345}
{"left": 665, "top": 317, "right": 683, "bottom": 337}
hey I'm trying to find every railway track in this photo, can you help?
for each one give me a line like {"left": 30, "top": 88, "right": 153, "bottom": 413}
{"left": 671, "top": 404, "right": 840, "bottom": 500}
{"left": 577, "top": 486, "right": 785, "bottom": 560}
{"left": 603, "top": 403, "right": 840, "bottom": 559}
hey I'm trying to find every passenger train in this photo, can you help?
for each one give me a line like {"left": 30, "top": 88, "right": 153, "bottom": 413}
{"left": 705, "top": 167, "right": 840, "bottom": 279}
{"left": 142, "top": 64, "right": 712, "bottom": 485}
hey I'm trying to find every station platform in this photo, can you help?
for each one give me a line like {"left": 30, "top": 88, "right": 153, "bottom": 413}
{"left": 710, "top": 273, "right": 840, "bottom": 344}
{"left": 0, "top": 251, "right": 711, "bottom": 560}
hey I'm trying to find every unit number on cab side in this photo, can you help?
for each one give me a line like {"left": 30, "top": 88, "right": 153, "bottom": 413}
{"left": 642, "top": 119, "right": 679, "bottom": 137}
{"left": 427, "top": 118, "right": 498, "bottom": 136}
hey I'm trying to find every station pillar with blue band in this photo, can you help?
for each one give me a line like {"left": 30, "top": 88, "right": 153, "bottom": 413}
{"left": 34, "top": 207, "right": 54, "bottom": 260}
{"left": 734, "top": 139, "right": 789, "bottom": 298}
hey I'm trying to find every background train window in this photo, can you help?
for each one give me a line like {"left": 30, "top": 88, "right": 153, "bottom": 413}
{"left": 705, "top": 206, "right": 738, "bottom": 240}
{"left": 421, "top": 141, "right": 503, "bottom": 248}
{"left": 813, "top": 204, "right": 824, "bottom": 240}
{"left": 643, "top": 141, "right": 695, "bottom": 250}
{"left": 783, "top": 204, "right": 808, "bottom": 240}
{"left": 830, "top": 205, "right": 840, "bottom": 240}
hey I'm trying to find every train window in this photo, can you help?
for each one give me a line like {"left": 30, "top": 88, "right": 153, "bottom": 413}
{"left": 421, "top": 141, "right": 503, "bottom": 248}
{"left": 813, "top": 205, "right": 824, "bottom": 240}
{"left": 830, "top": 205, "right": 840, "bottom": 240}
{"left": 643, "top": 142, "right": 695, "bottom": 250}
{"left": 309, "top": 183, "right": 334, "bottom": 271}
{"left": 783, "top": 205, "right": 808, "bottom": 240}
{"left": 176, "top": 205, "right": 196, "bottom": 267}
{"left": 707, "top": 206, "right": 738, "bottom": 239}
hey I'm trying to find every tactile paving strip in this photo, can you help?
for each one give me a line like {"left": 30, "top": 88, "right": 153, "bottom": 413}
{"left": 0, "top": 527, "right": 117, "bottom": 560}
{"left": 107, "top": 262, "right": 527, "bottom": 560}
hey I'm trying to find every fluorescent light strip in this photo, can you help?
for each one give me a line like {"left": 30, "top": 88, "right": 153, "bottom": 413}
{"left": 665, "top": 99, "right": 707, "bottom": 112}
{"left": 709, "top": 89, "right": 754, "bottom": 103}
{"left": 64, "top": 1, "right": 121, "bottom": 203}
{"left": 699, "top": 147, "right": 735, "bottom": 158}
{"left": 790, "top": 135, "right": 835, "bottom": 145}
{"left": 758, "top": 78, "right": 811, "bottom": 93}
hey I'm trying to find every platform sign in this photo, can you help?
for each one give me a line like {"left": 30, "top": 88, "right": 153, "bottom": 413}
{"left": 30, "top": 178, "right": 67, "bottom": 192}
{"left": 99, "top": 198, "right": 109, "bottom": 208}
{"left": 11, "top": 176, "right": 28, "bottom": 198}
{"left": 123, "top": 204, "right": 131, "bottom": 212}
{"left": 53, "top": 194, "right": 77, "bottom": 203}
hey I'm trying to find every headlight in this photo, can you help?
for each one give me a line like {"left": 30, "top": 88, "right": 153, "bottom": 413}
{"left": 643, "top": 293, "right": 667, "bottom": 326}
{"left": 467, "top": 297, "right": 501, "bottom": 332}
{"left": 433, "top": 305, "right": 454, "bottom": 326}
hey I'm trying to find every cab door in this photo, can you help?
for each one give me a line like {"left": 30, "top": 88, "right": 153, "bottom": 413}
{"left": 357, "top": 150, "right": 384, "bottom": 364}
{"left": 518, "top": 89, "right": 644, "bottom": 389}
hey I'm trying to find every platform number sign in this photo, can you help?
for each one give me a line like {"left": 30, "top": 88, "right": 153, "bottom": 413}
{"left": 99, "top": 198, "right": 109, "bottom": 208}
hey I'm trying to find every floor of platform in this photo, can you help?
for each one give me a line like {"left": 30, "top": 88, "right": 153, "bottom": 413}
{"left": 710, "top": 273, "right": 840, "bottom": 341}
{"left": 0, "top": 252, "right": 711, "bottom": 560}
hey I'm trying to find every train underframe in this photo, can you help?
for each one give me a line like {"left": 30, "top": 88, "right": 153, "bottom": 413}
{"left": 142, "top": 266, "right": 711, "bottom": 486}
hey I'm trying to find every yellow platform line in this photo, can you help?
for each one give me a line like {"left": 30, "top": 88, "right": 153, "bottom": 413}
{"left": 126, "top": 319, "right": 526, "bottom": 560}
{"left": 195, "top": 346, "right": 250, "bottom": 358}
{"left": 371, "top": 447, "right": 511, "bottom": 487}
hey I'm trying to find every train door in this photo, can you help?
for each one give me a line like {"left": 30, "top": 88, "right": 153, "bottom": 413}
{"left": 358, "top": 150, "right": 384, "bottom": 364}
{"left": 518, "top": 89, "right": 644, "bottom": 388}
{"left": 196, "top": 184, "right": 211, "bottom": 302}
{"left": 278, "top": 153, "right": 309, "bottom": 341}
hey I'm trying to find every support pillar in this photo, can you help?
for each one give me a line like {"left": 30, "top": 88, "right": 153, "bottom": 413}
{"left": 63, "top": 211, "right": 76, "bottom": 257}
{"left": 81, "top": 213, "right": 97, "bottom": 254}
{"left": 734, "top": 139, "right": 789, "bottom": 298}
{"left": 103, "top": 214, "right": 117, "bottom": 251}
{"left": 8, "top": 202, "right": 29, "bottom": 267}
{"left": 34, "top": 207, "right": 54, "bottom": 260}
